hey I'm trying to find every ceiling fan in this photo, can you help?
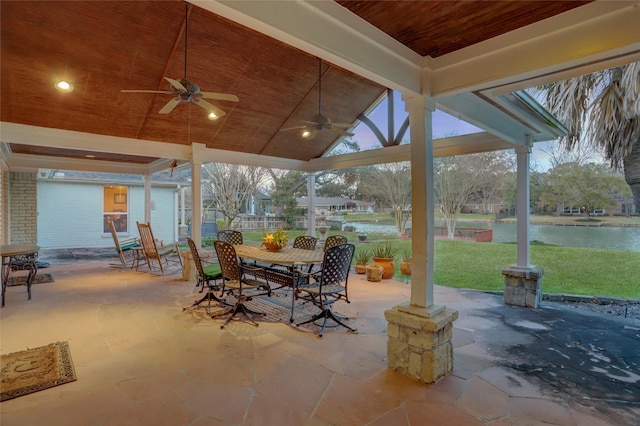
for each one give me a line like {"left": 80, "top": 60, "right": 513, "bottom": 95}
{"left": 281, "top": 58, "right": 354, "bottom": 140}
{"left": 121, "top": 3, "right": 238, "bottom": 119}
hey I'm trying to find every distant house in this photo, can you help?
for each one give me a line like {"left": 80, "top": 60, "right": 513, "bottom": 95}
{"left": 37, "top": 169, "right": 188, "bottom": 249}
{"left": 296, "top": 197, "right": 373, "bottom": 215}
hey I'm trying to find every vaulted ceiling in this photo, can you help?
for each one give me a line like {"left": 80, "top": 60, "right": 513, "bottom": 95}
{"left": 1, "top": 1, "right": 638, "bottom": 174}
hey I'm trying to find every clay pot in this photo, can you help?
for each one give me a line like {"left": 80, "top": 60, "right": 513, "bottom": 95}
{"left": 400, "top": 259, "right": 411, "bottom": 276}
{"left": 366, "top": 264, "right": 384, "bottom": 282}
{"left": 354, "top": 262, "right": 367, "bottom": 274}
{"left": 263, "top": 241, "right": 285, "bottom": 252}
{"left": 372, "top": 257, "right": 395, "bottom": 279}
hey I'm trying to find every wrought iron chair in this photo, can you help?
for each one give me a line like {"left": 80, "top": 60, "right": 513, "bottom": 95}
{"left": 182, "top": 238, "right": 226, "bottom": 314}
{"left": 108, "top": 219, "right": 140, "bottom": 268}
{"left": 217, "top": 230, "right": 243, "bottom": 245}
{"left": 136, "top": 221, "right": 183, "bottom": 274}
{"left": 323, "top": 235, "right": 347, "bottom": 251}
{"left": 212, "top": 240, "right": 271, "bottom": 328}
{"left": 293, "top": 236, "right": 319, "bottom": 251}
{"left": 308, "top": 234, "right": 347, "bottom": 274}
{"left": 296, "top": 243, "right": 356, "bottom": 337}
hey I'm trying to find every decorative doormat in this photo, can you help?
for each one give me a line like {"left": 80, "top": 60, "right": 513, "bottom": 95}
{"left": 1, "top": 341, "right": 76, "bottom": 401}
{"left": 7, "top": 274, "right": 54, "bottom": 287}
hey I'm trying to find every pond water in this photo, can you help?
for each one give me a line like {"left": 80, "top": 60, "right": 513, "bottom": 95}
{"left": 348, "top": 220, "right": 640, "bottom": 252}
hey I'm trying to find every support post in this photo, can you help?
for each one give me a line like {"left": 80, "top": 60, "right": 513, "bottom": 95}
{"left": 190, "top": 143, "right": 205, "bottom": 248}
{"left": 307, "top": 173, "right": 316, "bottom": 238}
{"left": 383, "top": 93, "right": 457, "bottom": 384}
{"left": 502, "top": 137, "right": 544, "bottom": 308}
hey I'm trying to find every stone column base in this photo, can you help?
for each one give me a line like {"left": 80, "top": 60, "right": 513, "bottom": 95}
{"left": 384, "top": 303, "right": 458, "bottom": 383}
{"left": 181, "top": 250, "right": 212, "bottom": 282}
{"left": 502, "top": 266, "right": 544, "bottom": 308}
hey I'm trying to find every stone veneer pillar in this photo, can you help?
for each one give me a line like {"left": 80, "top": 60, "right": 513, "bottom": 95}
{"left": 385, "top": 303, "right": 458, "bottom": 383}
{"left": 502, "top": 266, "right": 544, "bottom": 308}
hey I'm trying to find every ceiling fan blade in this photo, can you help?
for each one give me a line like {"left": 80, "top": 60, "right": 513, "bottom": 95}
{"left": 329, "top": 127, "right": 355, "bottom": 137}
{"left": 195, "top": 99, "right": 226, "bottom": 118}
{"left": 300, "top": 120, "right": 320, "bottom": 126}
{"left": 199, "top": 92, "right": 239, "bottom": 102}
{"left": 164, "top": 77, "right": 187, "bottom": 92}
{"left": 280, "top": 126, "right": 308, "bottom": 132}
{"left": 331, "top": 122, "right": 353, "bottom": 128}
{"left": 121, "top": 90, "right": 173, "bottom": 94}
{"left": 158, "top": 98, "right": 181, "bottom": 114}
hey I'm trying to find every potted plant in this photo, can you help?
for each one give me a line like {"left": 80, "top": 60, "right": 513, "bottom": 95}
{"left": 357, "top": 233, "right": 368, "bottom": 242}
{"left": 371, "top": 241, "right": 399, "bottom": 279}
{"left": 262, "top": 226, "right": 289, "bottom": 251}
{"left": 400, "top": 248, "right": 411, "bottom": 276}
{"left": 353, "top": 249, "right": 371, "bottom": 274}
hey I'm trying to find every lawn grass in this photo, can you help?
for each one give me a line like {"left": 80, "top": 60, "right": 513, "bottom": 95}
{"left": 432, "top": 240, "right": 640, "bottom": 299}
{"left": 214, "top": 230, "right": 639, "bottom": 299}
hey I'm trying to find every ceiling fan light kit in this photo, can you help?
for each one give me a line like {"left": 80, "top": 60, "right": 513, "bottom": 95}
{"left": 121, "top": 3, "right": 238, "bottom": 119}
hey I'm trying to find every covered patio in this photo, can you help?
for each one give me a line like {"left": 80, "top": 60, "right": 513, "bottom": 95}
{"left": 2, "top": 0, "right": 639, "bottom": 416}
{"left": 1, "top": 254, "right": 637, "bottom": 425}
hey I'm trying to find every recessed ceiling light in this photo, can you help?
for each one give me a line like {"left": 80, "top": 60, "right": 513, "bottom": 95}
{"left": 55, "top": 80, "right": 73, "bottom": 93}
{"left": 208, "top": 112, "right": 218, "bottom": 120}
{"left": 301, "top": 129, "right": 311, "bottom": 138}
{"left": 85, "top": 154, "right": 95, "bottom": 158}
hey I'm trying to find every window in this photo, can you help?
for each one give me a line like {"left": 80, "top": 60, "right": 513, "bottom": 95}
{"left": 103, "top": 186, "right": 129, "bottom": 233}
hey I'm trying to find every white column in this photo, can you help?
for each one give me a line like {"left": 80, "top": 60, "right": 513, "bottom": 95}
{"left": 402, "top": 93, "right": 442, "bottom": 314}
{"left": 307, "top": 173, "right": 316, "bottom": 237}
{"left": 516, "top": 138, "right": 533, "bottom": 268}
{"left": 190, "top": 143, "right": 205, "bottom": 247}
{"left": 144, "top": 174, "right": 152, "bottom": 223}
{"left": 180, "top": 186, "right": 186, "bottom": 226}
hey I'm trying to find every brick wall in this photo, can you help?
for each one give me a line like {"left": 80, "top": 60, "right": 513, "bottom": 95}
{"left": 9, "top": 172, "right": 37, "bottom": 244}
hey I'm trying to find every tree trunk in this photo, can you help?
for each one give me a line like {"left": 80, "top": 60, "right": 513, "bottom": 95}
{"left": 623, "top": 139, "right": 640, "bottom": 214}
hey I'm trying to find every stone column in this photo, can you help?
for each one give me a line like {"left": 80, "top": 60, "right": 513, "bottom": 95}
{"left": 385, "top": 303, "right": 459, "bottom": 383}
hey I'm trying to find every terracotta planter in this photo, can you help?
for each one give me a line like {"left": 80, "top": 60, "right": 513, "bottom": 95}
{"left": 400, "top": 259, "right": 411, "bottom": 276}
{"left": 366, "top": 264, "right": 384, "bottom": 282}
{"left": 372, "top": 257, "right": 395, "bottom": 279}
{"left": 354, "top": 262, "right": 367, "bottom": 274}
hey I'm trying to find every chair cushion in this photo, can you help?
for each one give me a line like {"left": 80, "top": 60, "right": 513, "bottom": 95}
{"left": 119, "top": 241, "right": 140, "bottom": 251}
{"left": 203, "top": 263, "right": 222, "bottom": 279}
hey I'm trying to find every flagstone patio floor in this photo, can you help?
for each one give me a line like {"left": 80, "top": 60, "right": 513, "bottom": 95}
{"left": 1, "top": 251, "right": 638, "bottom": 425}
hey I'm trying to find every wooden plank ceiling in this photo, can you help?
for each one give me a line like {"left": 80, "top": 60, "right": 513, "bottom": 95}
{"left": 0, "top": 1, "right": 590, "bottom": 167}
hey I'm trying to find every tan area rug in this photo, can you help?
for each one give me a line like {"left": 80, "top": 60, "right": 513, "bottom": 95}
{"left": 1, "top": 341, "right": 76, "bottom": 401}
{"left": 7, "top": 273, "right": 54, "bottom": 287}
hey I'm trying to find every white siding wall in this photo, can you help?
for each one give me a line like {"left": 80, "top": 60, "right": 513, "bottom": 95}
{"left": 37, "top": 181, "right": 178, "bottom": 248}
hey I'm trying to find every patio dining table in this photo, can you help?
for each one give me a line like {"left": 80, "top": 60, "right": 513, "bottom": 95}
{"left": 1, "top": 244, "right": 40, "bottom": 307}
{"left": 233, "top": 245, "right": 324, "bottom": 322}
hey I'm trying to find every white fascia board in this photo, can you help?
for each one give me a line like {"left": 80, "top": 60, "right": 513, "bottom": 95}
{"left": 429, "top": 1, "right": 640, "bottom": 96}
{"left": 198, "top": 147, "right": 309, "bottom": 171}
{"left": 0, "top": 123, "right": 192, "bottom": 161}
{"left": 193, "top": 0, "right": 423, "bottom": 94}
{"left": 437, "top": 94, "right": 533, "bottom": 145}
{"left": 7, "top": 153, "right": 149, "bottom": 174}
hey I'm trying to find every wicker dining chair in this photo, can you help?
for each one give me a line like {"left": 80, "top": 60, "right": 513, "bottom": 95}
{"left": 323, "top": 235, "right": 347, "bottom": 251}
{"left": 212, "top": 240, "right": 271, "bottom": 328}
{"left": 296, "top": 243, "right": 356, "bottom": 337}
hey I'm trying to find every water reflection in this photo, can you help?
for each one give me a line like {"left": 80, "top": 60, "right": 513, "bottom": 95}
{"left": 348, "top": 220, "right": 640, "bottom": 252}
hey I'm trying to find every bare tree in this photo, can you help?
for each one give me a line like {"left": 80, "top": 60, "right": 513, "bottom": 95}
{"left": 360, "top": 162, "right": 412, "bottom": 234}
{"left": 435, "top": 153, "right": 504, "bottom": 239}
{"left": 202, "top": 163, "right": 268, "bottom": 229}
{"left": 538, "top": 140, "right": 602, "bottom": 170}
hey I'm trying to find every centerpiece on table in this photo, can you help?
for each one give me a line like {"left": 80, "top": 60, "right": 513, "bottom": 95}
{"left": 262, "top": 227, "right": 289, "bottom": 252}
